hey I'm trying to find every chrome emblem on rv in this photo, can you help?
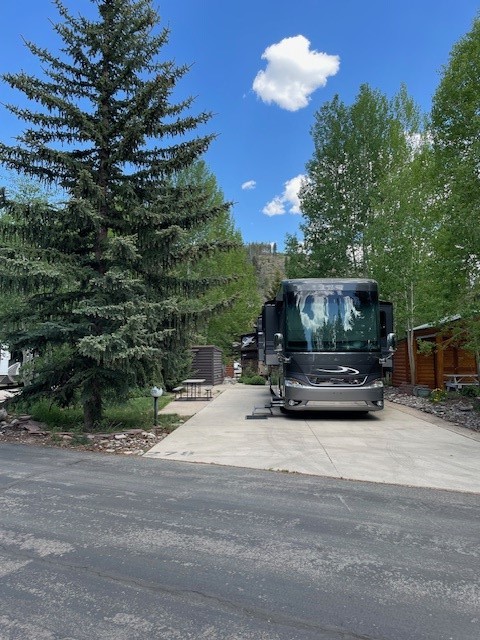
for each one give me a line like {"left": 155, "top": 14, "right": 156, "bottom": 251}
{"left": 315, "top": 366, "right": 360, "bottom": 375}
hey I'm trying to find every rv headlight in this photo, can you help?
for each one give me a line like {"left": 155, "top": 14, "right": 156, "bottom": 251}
{"left": 371, "top": 379, "right": 384, "bottom": 388}
{"left": 285, "top": 378, "right": 306, "bottom": 388}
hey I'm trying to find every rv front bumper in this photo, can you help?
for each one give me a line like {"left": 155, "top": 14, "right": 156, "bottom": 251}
{"left": 283, "top": 378, "right": 384, "bottom": 411}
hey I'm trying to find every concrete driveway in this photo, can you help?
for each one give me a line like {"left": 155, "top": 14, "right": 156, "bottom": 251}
{"left": 145, "top": 384, "right": 480, "bottom": 493}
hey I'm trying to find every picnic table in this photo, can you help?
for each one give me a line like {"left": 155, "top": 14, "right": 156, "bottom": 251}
{"left": 444, "top": 374, "right": 479, "bottom": 391}
{"left": 182, "top": 378, "right": 206, "bottom": 399}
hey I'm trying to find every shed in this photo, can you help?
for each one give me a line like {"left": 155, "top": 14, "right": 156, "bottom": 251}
{"left": 190, "top": 345, "right": 224, "bottom": 386}
{"left": 392, "top": 319, "right": 478, "bottom": 390}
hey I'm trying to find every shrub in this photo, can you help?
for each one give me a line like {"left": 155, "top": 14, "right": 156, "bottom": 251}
{"left": 430, "top": 388, "right": 447, "bottom": 403}
{"left": 459, "top": 385, "right": 480, "bottom": 398}
{"left": 239, "top": 374, "right": 266, "bottom": 385}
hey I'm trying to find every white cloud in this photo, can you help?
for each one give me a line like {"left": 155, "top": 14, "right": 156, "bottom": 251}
{"left": 252, "top": 35, "right": 340, "bottom": 111}
{"left": 263, "top": 174, "right": 305, "bottom": 217}
{"left": 241, "top": 180, "right": 256, "bottom": 190}
{"left": 263, "top": 197, "right": 285, "bottom": 217}
{"left": 283, "top": 174, "right": 303, "bottom": 213}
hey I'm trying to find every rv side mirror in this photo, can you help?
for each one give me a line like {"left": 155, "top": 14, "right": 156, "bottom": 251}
{"left": 387, "top": 333, "right": 396, "bottom": 352}
{"left": 273, "top": 333, "right": 284, "bottom": 353}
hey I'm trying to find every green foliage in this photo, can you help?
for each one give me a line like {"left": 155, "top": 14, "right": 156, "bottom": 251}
{"left": 161, "top": 349, "right": 193, "bottom": 391}
{"left": 0, "top": 0, "right": 232, "bottom": 429}
{"left": 282, "top": 16, "right": 480, "bottom": 381}
{"left": 430, "top": 388, "right": 447, "bottom": 403}
{"left": 368, "top": 140, "right": 439, "bottom": 336}
{"left": 284, "top": 234, "right": 308, "bottom": 279}
{"left": 16, "top": 398, "right": 84, "bottom": 431}
{"left": 12, "top": 392, "right": 174, "bottom": 432}
{"left": 246, "top": 242, "right": 285, "bottom": 302}
{"left": 459, "top": 385, "right": 480, "bottom": 399}
{"left": 294, "top": 85, "right": 410, "bottom": 278}
{"left": 238, "top": 374, "right": 266, "bottom": 385}
{"left": 238, "top": 364, "right": 265, "bottom": 385}
{"left": 265, "top": 269, "right": 285, "bottom": 301}
{"left": 416, "top": 339, "right": 435, "bottom": 356}
{"left": 287, "top": 79, "right": 451, "bottom": 364}
{"left": 173, "top": 162, "right": 262, "bottom": 357}
{"left": 268, "top": 369, "right": 280, "bottom": 385}
{"left": 430, "top": 15, "right": 480, "bottom": 352}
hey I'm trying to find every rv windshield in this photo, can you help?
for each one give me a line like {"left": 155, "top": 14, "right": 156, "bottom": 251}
{"left": 285, "top": 288, "right": 379, "bottom": 352}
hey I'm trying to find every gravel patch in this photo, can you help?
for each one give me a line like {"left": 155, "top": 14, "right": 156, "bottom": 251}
{"left": 385, "top": 387, "right": 480, "bottom": 432}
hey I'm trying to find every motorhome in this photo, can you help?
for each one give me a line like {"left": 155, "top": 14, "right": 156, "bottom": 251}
{"left": 257, "top": 278, "right": 395, "bottom": 412}
{"left": 0, "top": 346, "right": 21, "bottom": 387}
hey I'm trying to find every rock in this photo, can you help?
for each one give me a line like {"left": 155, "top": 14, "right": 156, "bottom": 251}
{"left": 0, "top": 411, "right": 181, "bottom": 454}
{"left": 23, "top": 421, "right": 46, "bottom": 433}
{"left": 385, "top": 387, "right": 480, "bottom": 432}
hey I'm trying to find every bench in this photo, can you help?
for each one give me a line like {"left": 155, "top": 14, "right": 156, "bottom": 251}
{"left": 204, "top": 385, "right": 213, "bottom": 399}
{"left": 444, "top": 374, "right": 479, "bottom": 392}
{"left": 172, "top": 385, "right": 185, "bottom": 399}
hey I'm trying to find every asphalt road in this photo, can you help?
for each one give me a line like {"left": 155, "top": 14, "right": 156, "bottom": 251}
{"left": 1, "top": 444, "right": 479, "bottom": 640}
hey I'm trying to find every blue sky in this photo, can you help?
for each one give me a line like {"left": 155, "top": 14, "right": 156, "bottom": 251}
{"left": 1, "top": 1, "right": 479, "bottom": 250}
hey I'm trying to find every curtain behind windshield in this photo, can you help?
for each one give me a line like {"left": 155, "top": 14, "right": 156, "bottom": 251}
{"left": 285, "top": 288, "right": 379, "bottom": 352}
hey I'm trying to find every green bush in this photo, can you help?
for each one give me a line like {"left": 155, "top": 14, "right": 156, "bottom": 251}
{"left": 459, "top": 385, "right": 480, "bottom": 398}
{"left": 239, "top": 374, "right": 266, "bottom": 385}
{"left": 430, "top": 388, "right": 447, "bottom": 403}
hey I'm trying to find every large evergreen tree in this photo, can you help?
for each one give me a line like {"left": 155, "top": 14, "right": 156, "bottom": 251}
{"left": 166, "top": 160, "right": 261, "bottom": 372}
{"left": 0, "top": 0, "right": 232, "bottom": 428}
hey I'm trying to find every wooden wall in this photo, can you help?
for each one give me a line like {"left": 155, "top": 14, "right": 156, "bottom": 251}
{"left": 392, "top": 340, "right": 409, "bottom": 387}
{"left": 392, "top": 326, "right": 478, "bottom": 389}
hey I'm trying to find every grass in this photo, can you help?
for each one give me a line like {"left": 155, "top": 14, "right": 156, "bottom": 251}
{"left": 12, "top": 392, "right": 181, "bottom": 434}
